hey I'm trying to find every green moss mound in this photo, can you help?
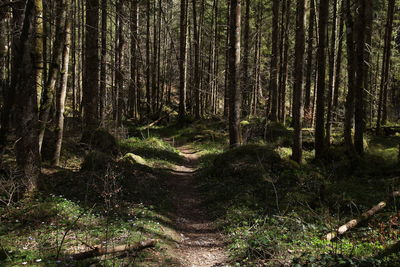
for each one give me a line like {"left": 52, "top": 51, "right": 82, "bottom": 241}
{"left": 122, "top": 153, "right": 147, "bottom": 165}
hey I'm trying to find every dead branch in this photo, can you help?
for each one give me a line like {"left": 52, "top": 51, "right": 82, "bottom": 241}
{"left": 325, "top": 191, "right": 400, "bottom": 241}
{"left": 67, "top": 239, "right": 157, "bottom": 261}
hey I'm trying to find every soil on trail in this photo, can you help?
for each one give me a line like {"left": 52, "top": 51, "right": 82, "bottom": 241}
{"left": 167, "top": 145, "right": 229, "bottom": 267}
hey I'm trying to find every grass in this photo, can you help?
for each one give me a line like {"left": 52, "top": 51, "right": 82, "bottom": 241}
{"left": 193, "top": 120, "right": 400, "bottom": 266}
{"left": 2, "top": 120, "right": 400, "bottom": 266}
{"left": 0, "top": 130, "right": 188, "bottom": 266}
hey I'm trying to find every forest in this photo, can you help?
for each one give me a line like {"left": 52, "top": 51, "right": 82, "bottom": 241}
{"left": 0, "top": 0, "right": 400, "bottom": 266}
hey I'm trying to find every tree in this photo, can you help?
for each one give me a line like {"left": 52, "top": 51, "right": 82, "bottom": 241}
{"left": 292, "top": 0, "right": 306, "bottom": 163}
{"left": 38, "top": 0, "right": 68, "bottom": 151}
{"left": 53, "top": 0, "right": 71, "bottom": 166}
{"left": 304, "top": 0, "right": 315, "bottom": 123}
{"left": 344, "top": 0, "right": 356, "bottom": 153}
{"left": 242, "top": 0, "right": 250, "bottom": 116}
{"left": 228, "top": 0, "right": 241, "bottom": 147}
{"left": 268, "top": 0, "right": 279, "bottom": 122}
{"left": 82, "top": 0, "right": 99, "bottom": 130}
{"left": 99, "top": 0, "right": 107, "bottom": 123}
{"left": 377, "top": 0, "right": 395, "bottom": 132}
{"left": 14, "top": 0, "right": 41, "bottom": 191}
{"left": 193, "top": 0, "right": 201, "bottom": 119}
{"left": 179, "top": 0, "right": 188, "bottom": 122}
{"left": 314, "top": 0, "right": 329, "bottom": 159}
{"left": 353, "top": 0, "right": 369, "bottom": 155}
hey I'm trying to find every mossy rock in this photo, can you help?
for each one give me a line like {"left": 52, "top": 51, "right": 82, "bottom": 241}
{"left": 81, "top": 128, "right": 118, "bottom": 154}
{"left": 122, "top": 153, "right": 147, "bottom": 165}
{"left": 81, "top": 151, "right": 113, "bottom": 171}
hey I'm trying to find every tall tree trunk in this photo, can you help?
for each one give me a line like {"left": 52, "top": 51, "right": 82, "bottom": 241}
{"left": 344, "top": 0, "right": 356, "bottom": 153}
{"left": 223, "top": 1, "right": 231, "bottom": 118}
{"left": 193, "top": 0, "right": 201, "bottom": 119}
{"left": 304, "top": 0, "right": 315, "bottom": 125}
{"left": 38, "top": 0, "right": 67, "bottom": 151}
{"left": 325, "top": 0, "right": 338, "bottom": 145}
{"left": 279, "top": 0, "right": 291, "bottom": 123}
{"left": 377, "top": 0, "right": 395, "bottom": 131}
{"left": 53, "top": 1, "right": 71, "bottom": 166}
{"left": 178, "top": 0, "right": 188, "bottom": 122}
{"left": 14, "top": 0, "right": 41, "bottom": 192}
{"left": 99, "top": 0, "right": 107, "bottom": 124}
{"left": 82, "top": 0, "right": 99, "bottom": 130}
{"left": 292, "top": 0, "right": 305, "bottom": 163}
{"left": 333, "top": 7, "right": 344, "bottom": 114}
{"left": 34, "top": 0, "right": 44, "bottom": 106}
{"left": 116, "top": 0, "right": 125, "bottom": 126}
{"left": 228, "top": 0, "right": 241, "bottom": 147}
{"left": 242, "top": 0, "right": 250, "bottom": 117}
{"left": 130, "top": 0, "right": 139, "bottom": 119}
{"left": 314, "top": 0, "right": 329, "bottom": 159}
{"left": 269, "top": 0, "right": 279, "bottom": 122}
{"left": 354, "top": 0, "right": 368, "bottom": 155}
{"left": 0, "top": 1, "right": 25, "bottom": 147}
{"left": 146, "top": 0, "right": 151, "bottom": 114}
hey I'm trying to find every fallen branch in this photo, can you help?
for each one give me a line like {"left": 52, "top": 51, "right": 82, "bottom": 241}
{"left": 68, "top": 239, "right": 157, "bottom": 261}
{"left": 325, "top": 191, "right": 400, "bottom": 241}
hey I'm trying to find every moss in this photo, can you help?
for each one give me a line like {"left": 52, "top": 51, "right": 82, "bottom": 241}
{"left": 122, "top": 153, "right": 147, "bottom": 165}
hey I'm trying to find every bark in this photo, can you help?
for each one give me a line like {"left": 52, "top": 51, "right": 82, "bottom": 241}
{"left": 354, "top": 0, "right": 368, "bottom": 155}
{"left": 344, "top": 0, "right": 356, "bottom": 153}
{"left": 130, "top": 0, "right": 139, "bottom": 119}
{"left": 99, "top": 0, "right": 106, "bottom": 123}
{"left": 116, "top": 0, "right": 125, "bottom": 126}
{"left": 377, "top": 0, "right": 395, "bottom": 132}
{"left": 325, "top": 0, "right": 338, "bottom": 146}
{"left": 34, "top": 0, "right": 44, "bottom": 106}
{"left": 192, "top": 0, "right": 200, "bottom": 119}
{"left": 304, "top": 0, "right": 315, "bottom": 119}
{"left": 0, "top": 0, "right": 24, "bottom": 146}
{"left": 223, "top": 1, "right": 231, "bottom": 118}
{"left": 38, "top": 0, "right": 67, "bottom": 152}
{"left": 0, "top": 9, "right": 7, "bottom": 129}
{"left": 52, "top": 1, "right": 71, "bottom": 166}
{"left": 333, "top": 7, "right": 344, "bottom": 113}
{"left": 178, "top": 0, "right": 188, "bottom": 122}
{"left": 228, "top": 0, "right": 241, "bottom": 147}
{"left": 82, "top": 0, "right": 99, "bottom": 130}
{"left": 292, "top": 0, "right": 305, "bottom": 163}
{"left": 279, "top": 0, "right": 291, "bottom": 123}
{"left": 269, "top": 0, "right": 279, "bottom": 122}
{"left": 241, "top": 0, "right": 250, "bottom": 116}
{"left": 314, "top": 0, "right": 329, "bottom": 159}
{"left": 14, "top": 0, "right": 41, "bottom": 192}
{"left": 146, "top": 0, "right": 151, "bottom": 113}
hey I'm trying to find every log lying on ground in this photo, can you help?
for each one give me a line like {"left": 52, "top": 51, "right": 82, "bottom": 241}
{"left": 325, "top": 191, "right": 400, "bottom": 241}
{"left": 67, "top": 239, "right": 157, "bottom": 260}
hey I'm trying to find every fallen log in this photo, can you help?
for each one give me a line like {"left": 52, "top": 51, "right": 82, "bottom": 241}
{"left": 325, "top": 191, "right": 400, "bottom": 241}
{"left": 68, "top": 239, "right": 157, "bottom": 261}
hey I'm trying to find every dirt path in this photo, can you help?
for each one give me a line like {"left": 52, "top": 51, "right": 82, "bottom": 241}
{"left": 167, "top": 145, "right": 229, "bottom": 267}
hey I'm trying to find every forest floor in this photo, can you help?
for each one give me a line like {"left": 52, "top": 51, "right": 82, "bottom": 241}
{"left": 166, "top": 144, "right": 228, "bottom": 266}
{"left": 2, "top": 119, "right": 400, "bottom": 266}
